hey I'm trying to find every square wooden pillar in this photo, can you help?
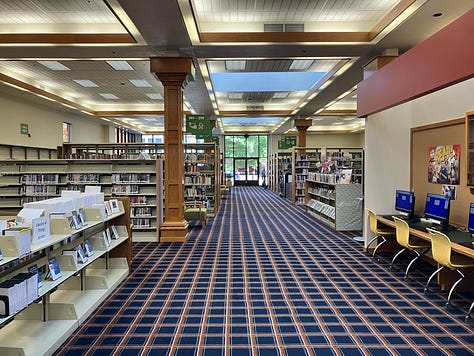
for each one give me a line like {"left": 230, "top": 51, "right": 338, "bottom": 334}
{"left": 151, "top": 57, "right": 194, "bottom": 242}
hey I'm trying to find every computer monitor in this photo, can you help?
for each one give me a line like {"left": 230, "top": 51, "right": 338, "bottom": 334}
{"left": 468, "top": 203, "right": 474, "bottom": 233}
{"left": 424, "top": 193, "right": 451, "bottom": 230}
{"left": 395, "top": 190, "right": 415, "bottom": 219}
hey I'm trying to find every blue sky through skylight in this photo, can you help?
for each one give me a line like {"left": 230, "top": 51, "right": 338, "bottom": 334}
{"left": 210, "top": 72, "right": 326, "bottom": 92}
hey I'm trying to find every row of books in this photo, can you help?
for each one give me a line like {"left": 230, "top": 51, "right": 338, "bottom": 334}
{"left": 308, "top": 170, "right": 353, "bottom": 184}
{"left": 130, "top": 196, "right": 147, "bottom": 205}
{"left": 67, "top": 173, "right": 100, "bottom": 183}
{"left": 111, "top": 173, "right": 151, "bottom": 183}
{"left": 185, "top": 153, "right": 214, "bottom": 163}
{"left": 184, "top": 175, "right": 212, "bottom": 185}
{"left": 64, "top": 153, "right": 163, "bottom": 160}
{"left": 0, "top": 271, "right": 37, "bottom": 317}
{"left": 23, "top": 186, "right": 59, "bottom": 195}
{"left": 184, "top": 165, "right": 214, "bottom": 173}
{"left": 308, "top": 187, "right": 336, "bottom": 200}
{"left": 22, "top": 174, "right": 59, "bottom": 184}
{"left": 306, "top": 199, "right": 336, "bottom": 219}
{"left": 131, "top": 218, "right": 151, "bottom": 228}
{"left": 112, "top": 185, "right": 140, "bottom": 194}
{"left": 130, "top": 207, "right": 152, "bottom": 217}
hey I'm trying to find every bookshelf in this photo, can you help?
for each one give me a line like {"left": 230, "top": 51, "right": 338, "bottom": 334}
{"left": 305, "top": 177, "right": 362, "bottom": 231}
{"left": 0, "top": 197, "right": 131, "bottom": 356}
{"left": 291, "top": 147, "right": 321, "bottom": 205}
{"left": 0, "top": 159, "right": 163, "bottom": 242}
{"left": 184, "top": 143, "right": 220, "bottom": 217}
{"left": 277, "top": 152, "right": 292, "bottom": 196}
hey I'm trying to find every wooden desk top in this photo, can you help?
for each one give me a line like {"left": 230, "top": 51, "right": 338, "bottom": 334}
{"left": 377, "top": 216, "right": 474, "bottom": 259}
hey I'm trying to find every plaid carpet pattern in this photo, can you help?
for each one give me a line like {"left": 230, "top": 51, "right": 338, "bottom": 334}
{"left": 55, "top": 186, "right": 473, "bottom": 356}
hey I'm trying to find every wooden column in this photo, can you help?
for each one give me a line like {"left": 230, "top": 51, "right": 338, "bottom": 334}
{"left": 151, "top": 57, "right": 193, "bottom": 242}
{"left": 294, "top": 119, "right": 312, "bottom": 148}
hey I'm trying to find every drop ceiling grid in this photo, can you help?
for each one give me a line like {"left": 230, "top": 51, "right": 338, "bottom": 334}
{"left": 192, "top": 0, "right": 401, "bottom": 24}
{"left": 0, "top": 0, "right": 117, "bottom": 24}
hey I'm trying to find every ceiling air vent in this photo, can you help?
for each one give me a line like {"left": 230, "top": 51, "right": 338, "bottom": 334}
{"left": 264, "top": 24, "right": 304, "bottom": 32}
{"left": 285, "top": 24, "right": 304, "bottom": 32}
{"left": 247, "top": 105, "right": 264, "bottom": 111}
{"left": 264, "top": 24, "right": 284, "bottom": 32}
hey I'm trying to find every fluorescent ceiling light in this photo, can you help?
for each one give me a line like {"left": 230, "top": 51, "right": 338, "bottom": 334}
{"left": 228, "top": 93, "right": 243, "bottom": 99}
{"left": 99, "top": 93, "right": 119, "bottom": 99}
{"left": 129, "top": 79, "right": 152, "bottom": 88}
{"left": 145, "top": 93, "right": 163, "bottom": 99}
{"left": 106, "top": 60, "right": 134, "bottom": 71}
{"left": 273, "top": 92, "right": 289, "bottom": 99}
{"left": 289, "top": 60, "right": 314, "bottom": 71}
{"left": 225, "top": 60, "right": 246, "bottom": 71}
{"left": 37, "top": 61, "right": 70, "bottom": 71}
{"left": 74, "top": 79, "right": 99, "bottom": 87}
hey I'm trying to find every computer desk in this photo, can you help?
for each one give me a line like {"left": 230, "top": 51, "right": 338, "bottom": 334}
{"left": 376, "top": 216, "right": 474, "bottom": 291}
{"left": 377, "top": 216, "right": 474, "bottom": 258}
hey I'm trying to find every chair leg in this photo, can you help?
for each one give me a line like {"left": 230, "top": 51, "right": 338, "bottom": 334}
{"left": 367, "top": 235, "right": 385, "bottom": 255}
{"left": 371, "top": 236, "right": 388, "bottom": 259}
{"left": 390, "top": 248, "right": 406, "bottom": 269}
{"left": 447, "top": 269, "right": 465, "bottom": 306}
{"left": 404, "top": 248, "right": 429, "bottom": 280}
{"left": 425, "top": 266, "right": 444, "bottom": 293}
{"left": 466, "top": 301, "right": 474, "bottom": 322}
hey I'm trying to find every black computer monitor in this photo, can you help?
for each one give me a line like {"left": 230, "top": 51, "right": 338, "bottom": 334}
{"left": 395, "top": 190, "right": 415, "bottom": 219}
{"left": 468, "top": 203, "right": 474, "bottom": 233}
{"left": 424, "top": 193, "right": 451, "bottom": 230}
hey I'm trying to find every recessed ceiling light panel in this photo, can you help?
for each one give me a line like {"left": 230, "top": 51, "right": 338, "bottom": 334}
{"left": 38, "top": 61, "right": 70, "bottom": 71}
{"left": 74, "top": 79, "right": 99, "bottom": 87}
{"left": 129, "top": 79, "right": 153, "bottom": 88}
{"left": 99, "top": 93, "right": 119, "bottom": 99}
{"left": 225, "top": 60, "right": 246, "bottom": 71}
{"left": 106, "top": 60, "right": 134, "bottom": 71}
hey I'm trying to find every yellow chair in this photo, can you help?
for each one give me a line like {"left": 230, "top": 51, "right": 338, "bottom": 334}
{"left": 425, "top": 229, "right": 474, "bottom": 306}
{"left": 390, "top": 216, "right": 430, "bottom": 279}
{"left": 366, "top": 209, "right": 396, "bottom": 259}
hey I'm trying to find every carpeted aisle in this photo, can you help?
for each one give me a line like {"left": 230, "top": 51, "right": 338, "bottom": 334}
{"left": 54, "top": 186, "right": 473, "bottom": 356}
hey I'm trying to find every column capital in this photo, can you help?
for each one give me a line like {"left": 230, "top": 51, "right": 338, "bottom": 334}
{"left": 294, "top": 118, "right": 312, "bottom": 131}
{"left": 150, "top": 57, "right": 195, "bottom": 87}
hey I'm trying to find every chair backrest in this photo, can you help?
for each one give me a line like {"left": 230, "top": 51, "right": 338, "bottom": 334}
{"left": 392, "top": 216, "right": 410, "bottom": 248}
{"left": 427, "top": 229, "right": 452, "bottom": 267}
{"left": 367, "top": 209, "right": 378, "bottom": 234}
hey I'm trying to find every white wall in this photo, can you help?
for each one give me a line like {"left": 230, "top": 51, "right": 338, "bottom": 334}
{"left": 363, "top": 77, "right": 474, "bottom": 243}
{"left": 0, "top": 90, "right": 109, "bottom": 149}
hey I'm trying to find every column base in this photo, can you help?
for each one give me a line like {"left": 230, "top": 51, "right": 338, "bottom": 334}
{"left": 160, "top": 220, "right": 189, "bottom": 242}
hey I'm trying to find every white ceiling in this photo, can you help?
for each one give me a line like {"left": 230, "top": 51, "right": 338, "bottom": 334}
{"left": 0, "top": 0, "right": 472, "bottom": 135}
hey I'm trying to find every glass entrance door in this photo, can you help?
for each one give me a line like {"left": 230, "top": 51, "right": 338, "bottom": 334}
{"left": 234, "top": 158, "right": 259, "bottom": 186}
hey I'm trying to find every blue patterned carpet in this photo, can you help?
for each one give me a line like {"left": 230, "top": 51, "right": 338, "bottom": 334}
{"left": 54, "top": 186, "right": 473, "bottom": 356}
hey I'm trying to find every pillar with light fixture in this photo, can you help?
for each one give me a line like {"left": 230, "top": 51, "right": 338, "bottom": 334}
{"left": 150, "top": 57, "right": 194, "bottom": 242}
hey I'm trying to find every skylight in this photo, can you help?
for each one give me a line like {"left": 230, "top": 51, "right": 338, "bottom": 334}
{"left": 38, "top": 61, "right": 70, "bottom": 71}
{"left": 99, "top": 93, "right": 119, "bottom": 99}
{"left": 129, "top": 79, "right": 152, "bottom": 88}
{"left": 73, "top": 79, "right": 99, "bottom": 87}
{"left": 210, "top": 72, "right": 325, "bottom": 92}
{"left": 106, "top": 60, "right": 134, "bottom": 71}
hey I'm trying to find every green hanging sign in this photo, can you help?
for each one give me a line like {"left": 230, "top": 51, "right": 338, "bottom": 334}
{"left": 186, "top": 115, "right": 212, "bottom": 139}
{"left": 285, "top": 135, "right": 297, "bottom": 148}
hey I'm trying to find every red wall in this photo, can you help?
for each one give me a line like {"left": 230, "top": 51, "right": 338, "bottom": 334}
{"left": 357, "top": 8, "right": 474, "bottom": 117}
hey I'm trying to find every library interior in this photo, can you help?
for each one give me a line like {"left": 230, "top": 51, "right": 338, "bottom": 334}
{"left": 0, "top": 1, "right": 473, "bottom": 355}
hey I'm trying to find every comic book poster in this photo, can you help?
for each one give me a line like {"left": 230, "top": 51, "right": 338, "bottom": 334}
{"left": 428, "top": 144, "right": 460, "bottom": 184}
